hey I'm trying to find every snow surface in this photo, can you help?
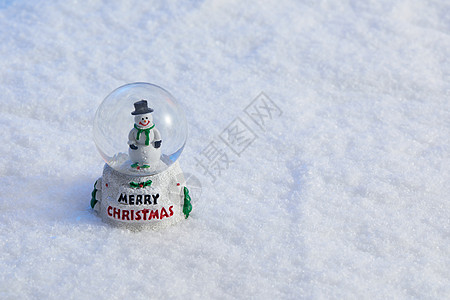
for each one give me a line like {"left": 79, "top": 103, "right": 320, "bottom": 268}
{"left": 0, "top": 0, "right": 449, "bottom": 299}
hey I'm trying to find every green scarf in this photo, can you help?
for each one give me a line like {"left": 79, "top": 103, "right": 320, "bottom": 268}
{"left": 135, "top": 124, "right": 155, "bottom": 146}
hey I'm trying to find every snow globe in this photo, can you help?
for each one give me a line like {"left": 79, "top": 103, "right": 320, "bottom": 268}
{"left": 91, "top": 82, "right": 192, "bottom": 229}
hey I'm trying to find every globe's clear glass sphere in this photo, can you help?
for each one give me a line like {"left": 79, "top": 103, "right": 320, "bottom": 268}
{"left": 93, "top": 82, "right": 187, "bottom": 176}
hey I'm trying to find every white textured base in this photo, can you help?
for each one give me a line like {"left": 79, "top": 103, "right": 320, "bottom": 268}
{"left": 93, "top": 161, "right": 186, "bottom": 230}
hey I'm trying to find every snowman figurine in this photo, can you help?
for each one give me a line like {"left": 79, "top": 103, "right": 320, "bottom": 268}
{"left": 128, "top": 100, "right": 162, "bottom": 170}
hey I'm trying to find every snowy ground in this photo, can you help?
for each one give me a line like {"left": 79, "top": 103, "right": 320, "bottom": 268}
{"left": 0, "top": 0, "right": 449, "bottom": 299}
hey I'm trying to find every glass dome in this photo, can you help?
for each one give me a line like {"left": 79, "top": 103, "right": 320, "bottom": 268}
{"left": 93, "top": 82, "right": 187, "bottom": 176}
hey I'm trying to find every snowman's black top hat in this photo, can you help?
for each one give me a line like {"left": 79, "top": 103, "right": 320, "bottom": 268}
{"left": 131, "top": 100, "right": 154, "bottom": 115}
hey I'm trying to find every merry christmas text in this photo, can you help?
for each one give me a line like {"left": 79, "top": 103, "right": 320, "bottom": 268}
{"left": 107, "top": 206, "right": 174, "bottom": 221}
{"left": 117, "top": 193, "right": 159, "bottom": 205}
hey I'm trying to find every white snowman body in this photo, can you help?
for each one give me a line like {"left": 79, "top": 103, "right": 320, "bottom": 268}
{"left": 128, "top": 112, "right": 162, "bottom": 167}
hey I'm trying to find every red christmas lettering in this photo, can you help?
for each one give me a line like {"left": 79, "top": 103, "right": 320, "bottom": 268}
{"left": 160, "top": 207, "right": 169, "bottom": 219}
{"left": 122, "top": 210, "right": 130, "bottom": 220}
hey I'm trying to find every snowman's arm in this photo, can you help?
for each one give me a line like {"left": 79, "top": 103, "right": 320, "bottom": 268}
{"left": 153, "top": 128, "right": 161, "bottom": 142}
{"left": 153, "top": 127, "right": 162, "bottom": 148}
{"left": 128, "top": 128, "right": 137, "bottom": 145}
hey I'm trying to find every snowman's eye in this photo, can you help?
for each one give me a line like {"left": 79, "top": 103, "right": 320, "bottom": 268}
{"left": 142, "top": 118, "right": 144, "bottom": 120}
{"left": 146, "top": 117, "right": 148, "bottom": 119}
